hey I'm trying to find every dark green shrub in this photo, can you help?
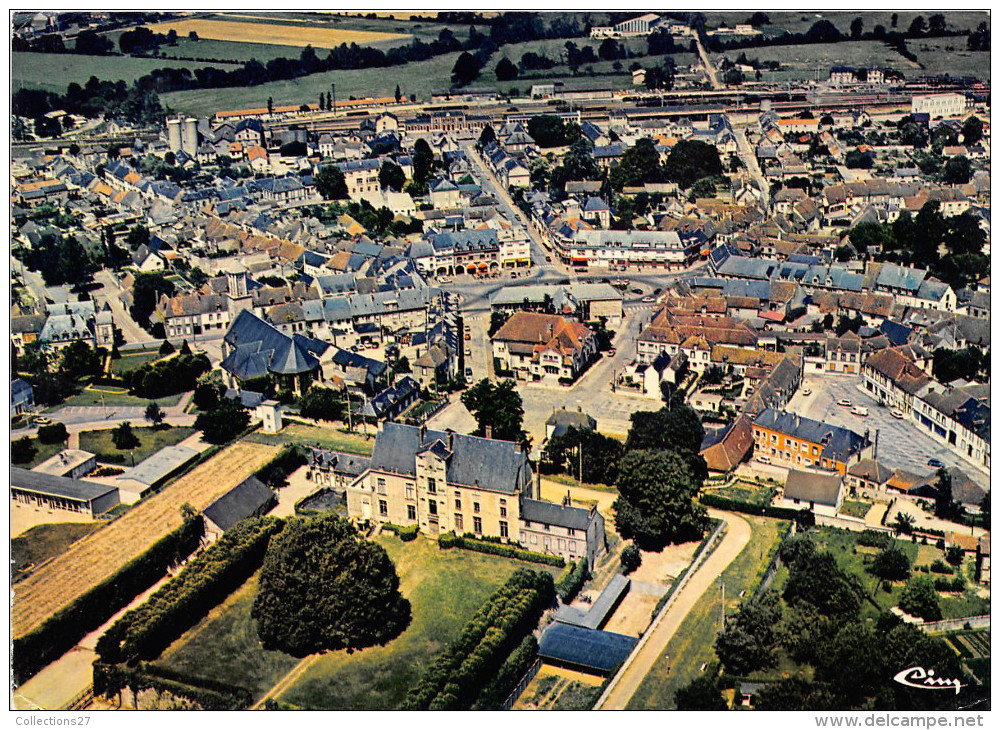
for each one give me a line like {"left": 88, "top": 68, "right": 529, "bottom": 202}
{"left": 37, "top": 422, "right": 68, "bottom": 444}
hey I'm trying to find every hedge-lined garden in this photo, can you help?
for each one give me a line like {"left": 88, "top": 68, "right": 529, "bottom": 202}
{"left": 121, "top": 353, "right": 210, "bottom": 398}
{"left": 402, "top": 568, "right": 554, "bottom": 710}
{"left": 12, "top": 513, "right": 204, "bottom": 685}
{"left": 471, "top": 635, "right": 539, "bottom": 710}
{"left": 439, "top": 531, "right": 565, "bottom": 567}
{"left": 96, "top": 517, "right": 285, "bottom": 665}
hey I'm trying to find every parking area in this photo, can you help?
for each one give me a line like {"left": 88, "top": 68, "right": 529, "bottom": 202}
{"left": 785, "top": 375, "right": 989, "bottom": 489}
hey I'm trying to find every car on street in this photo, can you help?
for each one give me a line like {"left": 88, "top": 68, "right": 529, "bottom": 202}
{"left": 465, "top": 367, "right": 474, "bottom": 378}
{"left": 927, "top": 458, "right": 946, "bottom": 468}
{"left": 802, "top": 388, "right": 812, "bottom": 396}
{"left": 607, "top": 348, "right": 617, "bottom": 356}
{"left": 890, "top": 409, "right": 905, "bottom": 420}
{"left": 34, "top": 415, "right": 52, "bottom": 425}
{"left": 851, "top": 406, "right": 869, "bottom": 417}
{"left": 631, "top": 287, "right": 643, "bottom": 294}
{"left": 837, "top": 398, "right": 852, "bottom": 407}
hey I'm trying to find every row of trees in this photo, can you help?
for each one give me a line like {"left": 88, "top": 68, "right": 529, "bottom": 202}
{"left": 121, "top": 352, "right": 210, "bottom": 399}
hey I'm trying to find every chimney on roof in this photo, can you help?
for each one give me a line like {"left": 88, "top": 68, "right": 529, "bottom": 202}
{"left": 419, "top": 423, "right": 427, "bottom": 442}
{"left": 447, "top": 430, "right": 454, "bottom": 451}
{"left": 563, "top": 490, "right": 571, "bottom": 507}
{"left": 485, "top": 425, "right": 493, "bottom": 439}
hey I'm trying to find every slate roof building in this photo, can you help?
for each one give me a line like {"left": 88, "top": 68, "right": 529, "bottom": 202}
{"left": 306, "top": 448, "right": 373, "bottom": 491}
{"left": 752, "top": 408, "right": 873, "bottom": 475}
{"left": 221, "top": 309, "right": 329, "bottom": 394}
{"left": 115, "top": 445, "right": 200, "bottom": 504}
{"left": 782, "top": 468, "right": 844, "bottom": 511}
{"left": 347, "top": 423, "right": 605, "bottom": 564}
{"left": 12, "top": 467, "right": 120, "bottom": 518}
{"left": 11, "top": 378, "right": 34, "bottom": 416}
{"left": 203, "top": 474, "right": 277, "bottom": 539}
{"left": 538, "top": 622, "right": 638, "bottom": 676}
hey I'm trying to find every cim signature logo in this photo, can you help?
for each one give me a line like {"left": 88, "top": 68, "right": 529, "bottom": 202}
{"left": 892, "top": 666, "right": 966, "bottom": 694}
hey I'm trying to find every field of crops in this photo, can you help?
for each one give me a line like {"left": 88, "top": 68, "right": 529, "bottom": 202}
{"left": 910, "top": 38, "right": 991, "bottom": 81}
{"left": 160, "top": 50, "right": 465, "bottom": 116}
{"left": 11, "top": 441, "right": 279, "bottom": 638}
{"left": 143, "top": 17, "right": 410, "bottom": 50}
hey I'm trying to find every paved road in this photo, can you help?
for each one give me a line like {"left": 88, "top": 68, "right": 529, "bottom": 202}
{"left": 732, "top": 123, "right": 770, "bottom": 209}
{"left": 596, "top": 509, "right": 752, "bottom": 710}
{"left": 787, "top": 375, "right": 990, "bottom": 488}
{"left": 94, "top": 270, "right": 148, "bottom": 344}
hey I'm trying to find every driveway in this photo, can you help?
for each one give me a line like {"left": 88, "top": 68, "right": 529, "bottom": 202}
{"left": 596, "top": 510, "right": 752, "bottom": 710}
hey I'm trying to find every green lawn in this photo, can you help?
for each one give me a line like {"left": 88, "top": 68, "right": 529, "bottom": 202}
{"left": 12, "top": 522, "right": 103, "bottom": 583}
{"left": 839, "top": 500, "right": 872, "bottom": 519}
{"left": 78, "top": 425, "right": 196, "bottom": 465}
{"left": 55, "top": 387, "right": 183, "bottom": 410}
{"left": 11, "top": 52, "right": 220, "bottom": 94}
{"left": 12, "top": 437, "right": 67, "bottom": 468}
{"left": 706, "top": 481, "right": 775, "bottom": 506}
{"left": 278, "top": 534, "right": 561, "bottom": 709}
{"left": 628, "top": 515, "right": 788, "bottom": 709}
{"left": 154, "top": 572, "right": 301, "bottom": 696}
{"left": 244, "top": 421, "right": 374, "bottom": 455}
{"left": 111, "top": 350, "right": 162, "bottom": 375}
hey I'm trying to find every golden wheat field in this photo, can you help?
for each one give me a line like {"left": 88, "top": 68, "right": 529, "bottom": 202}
{"left": 143, "top": 18, "right": 410, "bottom": 49}
{"left": 11, "top": 441, "right": 280, "bottom": 638}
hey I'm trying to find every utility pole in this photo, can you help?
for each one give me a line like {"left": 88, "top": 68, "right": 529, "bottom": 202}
{"left": 345, "top": 387, "right": 353, "bottom": 432}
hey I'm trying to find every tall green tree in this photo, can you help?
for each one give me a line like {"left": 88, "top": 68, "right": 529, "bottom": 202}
{"left": 378, "top": 160, "right": 406, "bottom": 191}
{"left": 112, "top": 421, "right": 140, "bottom": 450}
{"left": 613, "top": 449, "right": 708, "bottom": 551}
{"left": 252, "top": 513, "right": 411, "bottom": 656}
{"left": 663, "top": 138, "right": 723, "bottom": 188}
{"left": 461, "top": 379, "right": 525, "bottom": 442}
{"left": 674, "top": 674, "right": 728, "bottom": 710}
{"left": 715, "top": 590, "right": 783, "bottom": 675}
{"left": 314, "top": 165, "right": 348, "bottom": 200}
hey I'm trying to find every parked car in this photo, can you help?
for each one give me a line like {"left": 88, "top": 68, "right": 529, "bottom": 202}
{"left": 802, "top": 388, "right": 813, "bottom": 396}
{"left": 607, "top": 348, "right": 617, "bottom": 356}
{"left": 890, "top": 409, "right": 905, "bottom": 420}
{"left": 631, "top": 287, "right": 643, "bottom": 294}
{"left": 851, "top": 406, "right": 869, "bottom": 417}
{"left": 545, "top": 256, "right": 553, "bottom": 262}
{"left": 837, "top": 398, "right": 852, "bottom": 407}
{"left": 641, "top": 295, "right": 656, "bottom": 303}
{"left": 34, "top": 415, "right": 51, "bottom": 425}
{"left": 465, "top": 367, "right": 474, "bottom": 378}
{"left": 757, "top": 454, "right": 771, "bottom": 464}
{"left": 927, "top": 458, "right": 946, "bottom": 468}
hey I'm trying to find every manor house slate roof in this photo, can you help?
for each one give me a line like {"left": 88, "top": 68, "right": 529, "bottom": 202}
{"left": 368, "top": 422, "right": 532, "bottom": 495}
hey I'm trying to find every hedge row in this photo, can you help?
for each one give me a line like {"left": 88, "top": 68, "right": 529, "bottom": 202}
{"left": 857, "top": 529, "right": 893, "bottom": 549}
{"left": 934, "top": 576, "right": 966, "bottom": 592}
{"left": 698, "top": 493, "right": 815, "bottom": 524}
{"left": 555, "top": 558, "right": 589, "bottom": 603}
{"left": 94, "top": 662, "right": 252, "bottom": 710}
{"left": 12, "top": 514, "right": 204, "bottom": 685}
{"left": 438, "top": 532, "right": 565, "bottom": 567}
{"left": 96, "top": 516, "right": 285, "bottom": 665}
{"left": 382, "top": 523, "right": 419, "bottom": 541}
{"left": 471, "top": 634, "right": 538, "bottom": 710}
{"left": 255, "top": 445, "right": 307, "bottom": 489}
{"left": 402, "top": 568, "right": 554, "bottom": 710}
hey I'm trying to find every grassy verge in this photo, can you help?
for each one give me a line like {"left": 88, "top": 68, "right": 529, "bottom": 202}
{"left": 56, "top": 388, "right": 183, "bottom": 410}
{"left": 78, "top": 425, "right": 196, "bottom": 465}
{"left": 12, "top": 437, "right": 67, "bottom": 468}
{"left": 627, "top": 515, "right": 787, "bottom": 709}
{"left": 12, "top": 522, "right": 103, "bottom": 583}
{"left": 244, "top": 421, "right": 374, "bottom": 455}
{"left": 111, "top": 350, "right": 162, "bottom": 375}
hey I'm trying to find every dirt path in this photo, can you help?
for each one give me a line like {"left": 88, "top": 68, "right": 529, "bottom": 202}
{"left": 250, "top": 654, "right": 321, "bottom": 709}
{"left": 595, "top": 509, "right": 752, "bottom": 710}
